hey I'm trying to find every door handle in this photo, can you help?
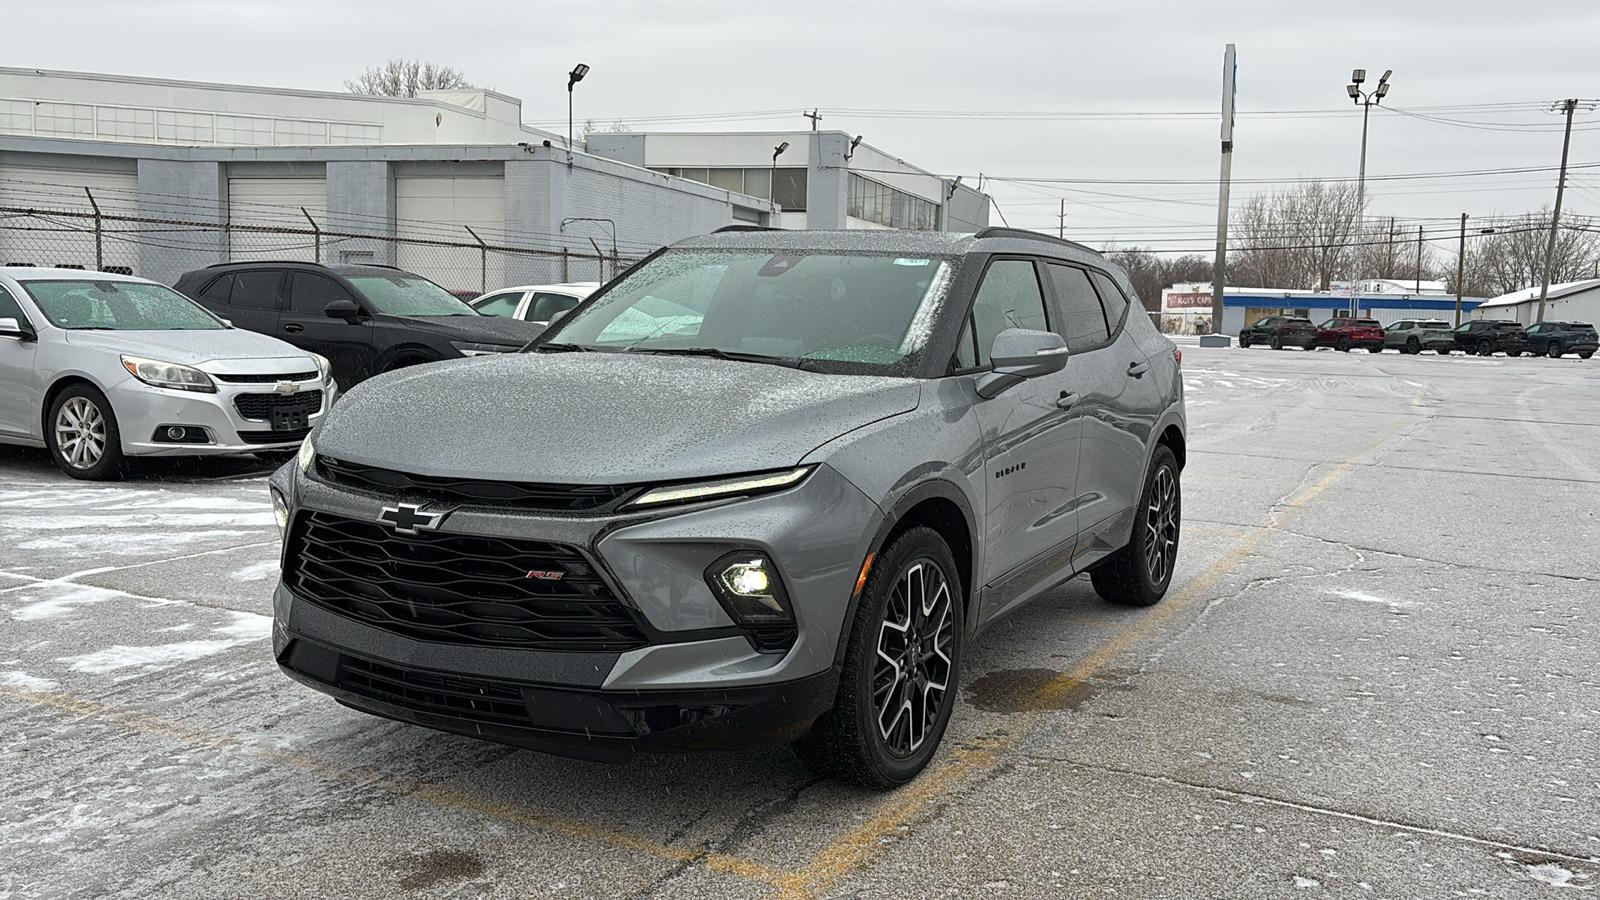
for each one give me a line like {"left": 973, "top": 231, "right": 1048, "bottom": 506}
{"left": 283, "top": 323, "right": 304, "bottom": 333}
{"left": 1056, "top": 391, "right": 1079, "bottom": 409}
{"left": 1127, "top": 360, "right": 1149, "bottom": 378}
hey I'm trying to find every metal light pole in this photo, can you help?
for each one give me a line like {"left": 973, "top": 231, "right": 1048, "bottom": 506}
{"left": 1346, "top": 68, "right": 1392, "bottom": 316}
{"left": 771, "top": 141, "right": 789, "bottom": 209}
{"left": 1208, "top": 43, "right": 1238, "bottom": 345}
{"left": 1455, "top": 213, "right": 1467, "bottom": 326}
{"left": 567, "top": 63, "right": 590, "bottom": 165}
{"left": 1537, "top": 98, "right": 1583, "bottom": 323}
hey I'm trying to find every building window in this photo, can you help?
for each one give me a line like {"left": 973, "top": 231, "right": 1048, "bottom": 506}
{"left": 328, "top": 122, "right": 381, "bottom": 145}
{"left": 96, "top": 106, "right": 156, "bottom": 140}
{"left": 274, "top": 119, "right": 329, "bottom": 145}
{"left": 34, "top": 103, "right": 94, "bottom": 136}
{"left": 651, "top": 167, "right": 806, "bottom": 211}
{"left": 848, "top": 173, "right": 938, "bottom": 230}
{"left": 157, "top": 110, "right": 214, "bottom": 144}
{"left": 0, "top": 99, "right": 33, "bottom": 132}
{"left": 215, "top": 115, "right": 274, "bottom": 145}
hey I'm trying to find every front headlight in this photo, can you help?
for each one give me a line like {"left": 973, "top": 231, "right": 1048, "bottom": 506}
{"left": 449, "top": 341, "right": 513, "bottom": 357}
{"left": 119, "top": 355, "right": 217, "bottom": 393}
{"left": 626, "top": 466, "right": 813, "bottom": 509}
{"left": 269, "top": 487, "right": 290, "bottom": 535}
{"left": 310, "top": 353, "right": 332, "bottom": 381}
{"left": 296, "top": 432, "right": 316, "bottom": 474}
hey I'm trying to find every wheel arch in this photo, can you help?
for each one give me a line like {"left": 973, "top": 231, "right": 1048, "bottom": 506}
{"left": 374, "top": 344, "right": 441, "bottom": 372}
{"left": 40, "top": 374, "right": 108, "bottom": 439}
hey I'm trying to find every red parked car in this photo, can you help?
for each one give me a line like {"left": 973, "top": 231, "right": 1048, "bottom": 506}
{"left": 1315, "top": 317, "right": 1386, "bottom": 352}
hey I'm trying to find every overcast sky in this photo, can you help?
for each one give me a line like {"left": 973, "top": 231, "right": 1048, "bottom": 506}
{"left": 9, "top": 0, "right": 1599, "bottom": 259}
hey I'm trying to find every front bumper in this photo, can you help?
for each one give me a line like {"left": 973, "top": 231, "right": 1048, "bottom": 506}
{"left": 113, "top": 374, "right": 336, "bottom": 456}
{"left": 267, "top": 459, "right": 883, "bottom": 754}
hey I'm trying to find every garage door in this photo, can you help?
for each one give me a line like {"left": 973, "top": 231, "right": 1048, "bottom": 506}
{"left": 395, "top": 176, "right": 504, "bottom": 295}
{"left": 228, "top": 176, "right": 328, "bottom": 263}
{"left": 0, "top": 165, "right": 139, "bottom": 274}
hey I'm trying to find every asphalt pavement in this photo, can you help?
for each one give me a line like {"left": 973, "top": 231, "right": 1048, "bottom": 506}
{"left": 2, "top": 346, "right": 1596, "bottom": 899}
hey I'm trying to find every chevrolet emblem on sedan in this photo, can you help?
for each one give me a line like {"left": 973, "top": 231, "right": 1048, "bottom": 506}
{"left": 377, "top": 503, "right": 447, "bottom": 534}
{"left": 275, "top": 381, "right": 301, "bottom": 393}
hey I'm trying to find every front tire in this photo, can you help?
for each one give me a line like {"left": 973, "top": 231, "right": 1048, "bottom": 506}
{"left": 1405, "top": 337, "right": 1420, "bottom": 354}
{"left": 1337, "top": 336, "right": 1351, "bottom": 352}
{"left": 1090, "top": 445, "right": 1181, "bottom": 608}
{"left": 795, "top": 526, "right": 963, "bottom": 788}
{"left": 1478, "top": 340, "right": 1495, "bottom": 357}
{"left": 1238, "top": 333, "right": 1250, "bottom": 349}
{"left": 47, "top": 384, "right": 126, "bottom": 481}
{"left": 1270, "top": 335, "right": 1283, "bottom": 350}
{"left": 1548, "top": 344, "right": 1563, "bottom": 359}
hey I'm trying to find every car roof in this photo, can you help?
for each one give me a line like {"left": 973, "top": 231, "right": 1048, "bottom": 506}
{"left": 0, "top": 267, "right": 155, "bottom": 284}
{"left": 190, "top": 261, "right": 424, "bottom": 279}
{"left": 484, "top": 282, "right": 599, "bottom": 296}
{"left": 668, "top": 227, "right": 1106, "bottom": 264}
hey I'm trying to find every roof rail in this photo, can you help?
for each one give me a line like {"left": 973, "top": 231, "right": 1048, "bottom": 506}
{"left": 972, "top": 227, "right": 1100, "bottom": 256}
{"left": 712, "top": 225, "right": 786, "bottom": 234}
{"left": 205, "top": 259, "right": 332, "bottom": 269}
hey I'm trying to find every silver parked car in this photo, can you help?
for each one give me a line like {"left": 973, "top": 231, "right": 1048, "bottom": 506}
{"left": 1383, "top": 318, "right": 1456, "bottom": 354}
{"left": 0, "top": 268, "right": 336, "bottom": 480}
{"left": 269, "top": 228, "right": 1185, "bottom": 786}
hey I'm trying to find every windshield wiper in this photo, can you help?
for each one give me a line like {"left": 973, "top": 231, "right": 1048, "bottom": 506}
{"left": 532, "top": 342, "right": 594, "bottom": 353}
{"left": 627, "top": 347, "right": 804, "bottom": 369}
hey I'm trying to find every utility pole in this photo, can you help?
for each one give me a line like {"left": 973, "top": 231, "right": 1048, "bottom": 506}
{"left": 1415, "top": 226, "right": 1423, "bottom": 294}
{"left": 1537, "top": 98, "right": 1579, "bottom": 323}
{"left": 1058, "top": 199, "right": 1066, "bottom": 239}
{"left": 1455, "top": 213, "right": 1467, "bottom": 326}
{"left": 1207, "top": 43, "right": 1237, "bottom": 346}
{"left": 804, "top": 109, "right": 822, "bottom": 131}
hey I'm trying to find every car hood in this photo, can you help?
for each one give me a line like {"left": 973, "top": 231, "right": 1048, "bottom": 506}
{"left": 61, "top": 328, "right": 316, "bottom": 368}
{"left": 314, "top": 352, "right": 921, "bottom": 483}
{"left": 390, "top": 314, "right": 543, "bottom": 346}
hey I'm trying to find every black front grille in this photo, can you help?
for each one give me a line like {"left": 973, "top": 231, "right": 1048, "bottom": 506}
{"left": 239, "top": 427, "right": 312, "bottom": 445}
{"left": 234, "top": 390, "right": 324, "bottom": 421}
{"left": 213, "top": 371, "right": 318, "bottom": 384}
{"left": 285, "top": 511, "right": 647, "bottom": 651}
{"left": 338, "top": 656, "right": 529, "bottom": 726}
{"left": 315, "top": 456, "right": 633, "bottom": 512}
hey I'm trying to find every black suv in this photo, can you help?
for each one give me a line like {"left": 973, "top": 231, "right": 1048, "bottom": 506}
{"left": 1452, "top": 320, "right": 1528, "bottom": 357}
{"left": 174, "top": 263, "right": 543, "bottom": 388}
{"left": 1238, "top": 316, "right": 1317, "bottom": 350}
{"left": 1524, "top": 321, "right": 1597, "bottom": 359}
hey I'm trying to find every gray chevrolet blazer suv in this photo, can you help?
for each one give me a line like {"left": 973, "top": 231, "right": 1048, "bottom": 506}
{"left": 267, "top": 227, "right": 1186, "bottom": 787}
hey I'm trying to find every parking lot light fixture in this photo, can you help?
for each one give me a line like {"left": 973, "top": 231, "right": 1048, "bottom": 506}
{"left": 1347, "top": 66, "right": 1394, "bottom": 316}
{"left": 771, "top": 141, "right": 790, "bottom": 210}
{"left": 567, "top": 63, "right": 590, "bottom": 163}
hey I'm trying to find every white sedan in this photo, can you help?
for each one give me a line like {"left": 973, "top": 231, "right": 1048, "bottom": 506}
{"left": 0, "top": 268, "right": 335, "bottom": 480}
{"left": 469, "top": 282, "right": 597, "bottom": 325}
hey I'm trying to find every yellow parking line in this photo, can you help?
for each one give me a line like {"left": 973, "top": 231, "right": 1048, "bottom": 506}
{"left": 0, "top": 683, "right": 792, "bottom": 887}
{"left": 778, "top": 389, "right": 1427, "bottom": 899}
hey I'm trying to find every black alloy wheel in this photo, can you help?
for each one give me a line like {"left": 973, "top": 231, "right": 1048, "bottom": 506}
{"left": 1270, "top": 335, "right": 1283, "bottom": 350}
{"left": 1337, "top": 335, "right": 1351, "bottom": 352}
{"left": 1090, "top": 444, "right": 1181, "bottom": 608}
{"left": 796, "top": 526, "right": 963, "bottom": 788}
{"left": 1580, "top": 350, "right": 1594, "bottom": 360}
{"left": 1238, "top": 333, "right": 1250, "bottom": 349}
{"left": 1479, "top": 340, "right": 1495, "bottom": 357}
{"left": 1405, "top": 337, "right": 1420, "bottom": 354}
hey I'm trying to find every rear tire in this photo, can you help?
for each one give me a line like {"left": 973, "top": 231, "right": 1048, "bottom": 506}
{"left": 1579, "top": 350, "right": 1594, "bottom": 360}
{"left": 795, "top": 526, "right": 964, "bottom": 788}
{"left": 47, "top": 383, "right": 126, "bottom": 481}
{"left": 1089, "top": 445, "right": 1181, "bottom": 608}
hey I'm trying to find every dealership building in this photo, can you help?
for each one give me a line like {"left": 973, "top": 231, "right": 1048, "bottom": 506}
{"left": 0, "top": 67, "right": 988, "bottom": 292}
{"left": 1161, "top": 281, "right": 1484, "bottom": 335}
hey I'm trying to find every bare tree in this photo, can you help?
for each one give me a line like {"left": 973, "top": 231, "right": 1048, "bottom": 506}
{"left": 1455, "top": 208, "right": 1599, "bottom": 298}
{"left": 346, "top": 59, "right": 471, "bottom": 98}
{"left": 1103, "top": 247, "right": 1213, "bottom": 311}
{"left": 1229, "top": 181, "right": 1361, "bottom": 291}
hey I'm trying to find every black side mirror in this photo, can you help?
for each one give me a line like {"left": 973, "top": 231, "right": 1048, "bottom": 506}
{"left": 0, "top": 316, "right": 35, "bottom": 342}
{"left": 976, "top": 328, "right": 1069, "bottom": 399}
{"left": 324, "top": 299, "right": 362, "bottom": 322}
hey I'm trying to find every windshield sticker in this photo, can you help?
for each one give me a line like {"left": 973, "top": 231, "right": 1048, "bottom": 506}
{"left": 758, "top": 255, "right": 803, "bottom": 277}
{"left": 894, "top": 258, "right": 930, "bottom": 267}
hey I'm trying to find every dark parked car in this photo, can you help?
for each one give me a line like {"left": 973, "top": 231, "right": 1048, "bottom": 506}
{"left": 1315, "top": 317, "right": 1385, "bottom": 352}
{"left": 1523, "top": 321, "right": 1597, "bottom": 359}
{"left": 1452, "top": 320, "right": 1528, "bottom": 357}
{"left": 269, "top": 227, "right": 1187, "bottom": 787}
{"left": 174, "top": 263, "right": 543, "bottom": 388}
{"left": 1238, "top": 316, "right": 1316, "bottom": 350}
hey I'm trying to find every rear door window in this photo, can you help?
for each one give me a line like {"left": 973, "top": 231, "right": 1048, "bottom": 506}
{"left": 1089, "top": 271, "right": 1130, "bottom": 331}
{"left": 528, "top": 292, "right": 581, "bottom": 322}
{"left": 199, "top": 273, "right": 235, "bottom": 303}
{"left": 230, "top": 271, "right": 285, "bottom": 310}
{"left": 1045, "top": 263, "right": 1108, "bottom": 352}
{"left": 472, "top": 290, "right": 525, "bottom": 318}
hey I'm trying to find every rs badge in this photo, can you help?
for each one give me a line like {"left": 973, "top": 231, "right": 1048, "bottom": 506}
{"left": 525, "top": 570, "right": 565, "bottom": 581}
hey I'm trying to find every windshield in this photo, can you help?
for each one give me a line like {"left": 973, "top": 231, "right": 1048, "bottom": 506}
{"left": 23, "top": 280, "right": 223, "bottom": 331}
{"left": 346, "top": 275, "right": 479, "bottom": 316}
{"left": 546, "top": 250, "right": 954, "bottom": 371}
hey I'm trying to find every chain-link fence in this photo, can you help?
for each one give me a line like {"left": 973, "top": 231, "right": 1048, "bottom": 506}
{"left": 1, "top": 202, "right": 640, "bottom": 297}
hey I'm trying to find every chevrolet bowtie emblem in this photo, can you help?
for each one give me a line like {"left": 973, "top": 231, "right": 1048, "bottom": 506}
{"left": 378, "top": 503, "right": 447, "bottom": 535}
{"left": 275, "top": 381, "right": 300, "bottom": 393}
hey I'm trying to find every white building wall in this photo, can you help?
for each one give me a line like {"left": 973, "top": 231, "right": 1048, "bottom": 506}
{"left": 0, "top": 163, "right": 139, "bottom": 271}
{"left": 395, "top": 175, "right": 506, "bottom": 294}
{"left": 227, "top": 176, "right": 327, "bottom": 262}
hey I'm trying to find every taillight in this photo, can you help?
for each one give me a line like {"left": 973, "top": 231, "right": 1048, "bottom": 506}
{"left": 1174, "top": 348, "right": 1182, "bottom": 369}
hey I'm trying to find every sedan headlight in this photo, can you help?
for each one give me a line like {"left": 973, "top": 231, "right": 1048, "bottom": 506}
{"left": 449, "top": 341, "right": 514, "bottom": 357}
{"left": 120, "top": 355, "right": 217, "bottom": 393}
{"left": 310, "top": 353, "right": 333, "bottom": 381}
{"left": 627, "top": 467, "right": 812, "bottom": 509}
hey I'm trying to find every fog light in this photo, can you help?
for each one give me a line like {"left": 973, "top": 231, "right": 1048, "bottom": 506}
{"left": 166, "top": 426, "right": 187, "bottom": 441}
{"left": 705, "top": 552, "right": 792, "bottom": 625}
{"left": 270, "top": 488, "right": 290, "bottom": 535}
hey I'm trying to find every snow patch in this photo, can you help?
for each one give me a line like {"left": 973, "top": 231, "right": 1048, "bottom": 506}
{"left": 0, "top": 671, "right": 58, "bottom": 691}
{"left": 1294, "top": 876, "right": 1320, "bottom": 889}
{"left": 8, "top": 584, "right": 124, "bottom": 622}
{"left": 1526, "top": 862, "right": 1581, "bottom": 888}
{"left": 1329, "top": 589, "right": 1419, "bottom": 609}
{"left": 61, "top": 640, "right": 245, "bottom": 674}
{"left": 230, "top": 561, "right": 279, "bottom": 582}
